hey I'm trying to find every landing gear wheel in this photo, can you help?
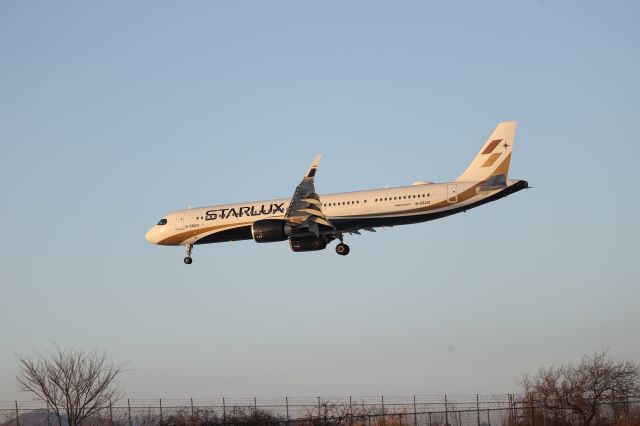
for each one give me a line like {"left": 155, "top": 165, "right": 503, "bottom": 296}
{"left": 184, "top": 244, "right": 194, "bottom": 265}
{"left": 336, "top": 243, "right": 350, "bottom": 256}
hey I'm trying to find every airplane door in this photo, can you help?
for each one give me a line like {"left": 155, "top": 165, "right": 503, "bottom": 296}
{"left": 175, "top": 213, "right": 185, "bottom": 230}
{"left": 447, "top": 184, "right": 458, "bottom": 203}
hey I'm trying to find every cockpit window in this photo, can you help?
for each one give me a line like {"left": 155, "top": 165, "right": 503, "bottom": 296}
{"left": 157, "top": 218, "right": 167, "bottom": 225}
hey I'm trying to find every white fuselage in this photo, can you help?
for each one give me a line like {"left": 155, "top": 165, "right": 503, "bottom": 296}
{"left": 144, "top": 179, "right": 526, "bottom": 247}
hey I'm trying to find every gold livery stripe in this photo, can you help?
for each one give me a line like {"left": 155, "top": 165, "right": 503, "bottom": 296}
{"left": 482, "top": 139, "right": 502, "bottom": 154}
{"left": 481, "top": 153, "right": 501, "bottom": 168}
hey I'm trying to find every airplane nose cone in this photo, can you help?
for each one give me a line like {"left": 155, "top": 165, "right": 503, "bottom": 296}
{"left": 145, "top": 227, "right": 156, "bottom": 244}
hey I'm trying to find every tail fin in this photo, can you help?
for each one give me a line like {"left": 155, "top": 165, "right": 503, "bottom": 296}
{"left": 456, "top": 121, "right": 517, "bottom": 182}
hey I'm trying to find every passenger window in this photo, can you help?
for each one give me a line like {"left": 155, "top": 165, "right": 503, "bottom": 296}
{"left": 157, "top": 218, "right": 167, "bottom": 225}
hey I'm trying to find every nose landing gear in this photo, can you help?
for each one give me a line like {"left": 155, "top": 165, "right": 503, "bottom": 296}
{"left": 184, "top": 244, "right": 193, "bottom": 264}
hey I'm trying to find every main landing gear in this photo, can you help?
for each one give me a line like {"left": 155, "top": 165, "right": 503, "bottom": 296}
{"left": 336, "top": 243, "right": 350, "bottom": 256}
{"left": 335, "top": 234, "right": 350, "bottom": 256}
{"left": 184, "top": 244, "right": 193, "bottom": 265}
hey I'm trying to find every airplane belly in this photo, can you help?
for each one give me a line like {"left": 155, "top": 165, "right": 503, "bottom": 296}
{"left": 194, "top": 225, "right": 253, "bottom": 244}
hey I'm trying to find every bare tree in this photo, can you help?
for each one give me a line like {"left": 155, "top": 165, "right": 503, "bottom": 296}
{"left": 17, "top": 345, "right": 127, "bottom": 426}
{"left": 302, "top": 399, "right": 371, "bottom": 425}
{"left": 519, "top": 352, "right": 640, "bottom": 426}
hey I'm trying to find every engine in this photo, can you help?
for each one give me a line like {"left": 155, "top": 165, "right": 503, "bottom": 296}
{"left": 251, "top": 219, "right": 291, "bottom": 243}
{"left": 289, "top": 237, "right": 327, "bottom": 252}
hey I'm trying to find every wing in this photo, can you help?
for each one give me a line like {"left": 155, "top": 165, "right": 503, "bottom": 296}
{"left": 285, "top": 155, "right": 335, "bottom": 236}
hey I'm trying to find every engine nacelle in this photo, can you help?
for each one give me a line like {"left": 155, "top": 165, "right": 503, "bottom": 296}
{"left": 289, "top": 237, "right": 327, "bottom": 252}
{"left": 251, "top": 219, "right": 291, "bottom": 243}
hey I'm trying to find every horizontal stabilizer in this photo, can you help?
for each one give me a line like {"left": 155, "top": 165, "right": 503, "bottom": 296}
{"left": 477, "top": 173, "right": 507, "bottom": 193}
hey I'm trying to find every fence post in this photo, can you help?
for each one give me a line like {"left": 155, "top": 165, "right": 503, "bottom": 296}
{"left": 222, "top": 398, "right": 226, "bottom": 425}
{"left": 159, "top": 398, "right": 163, "bottom": 425}
{"left": 625, "top": 396, "right": 630, "bottom": 421}
{"left": 414, "top": 394, "right": 417, "bottom": 426}
{"left": 530, "top": 394, "right": 535, "bottom": 426}
{"left": 381, "top": 395, "right": 385, "bottom": 423}
{"left": 487, "top": 409, "right": 490, "bottom": 426}
{"left": 445, "top": 394, "right": 449, "bottom": 426}
{"left": 285, "top": 397, "right": 289, "bottom": 424}
{"left": 429, "top": 411, "right": 432, "bottom": 426}
{"left": 318, "top": 396, "right": 321, "bottom": 417}
{"left": 127, "top": 398, "right": 131, "bottom": 426}
{"left": 191, "top": 397, "right": 194, "bottom": 417}
{"left": 15, "top": 401, "right": 19, "bottom": 426}
{"left": 254, "top": 397, "right": 257, "bottom": 415}
{"left": 477, "top": 394, "right": 480, "bottom": 426}
{"left": 109, "top": 400, "right": 112, "bottom": 426}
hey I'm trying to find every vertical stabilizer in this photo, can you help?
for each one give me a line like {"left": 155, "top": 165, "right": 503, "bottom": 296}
{"left": 456, "top": 121, "right": 517, "bottom": 182}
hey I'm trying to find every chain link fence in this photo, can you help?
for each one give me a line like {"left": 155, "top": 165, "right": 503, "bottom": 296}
{"left": 1, "top": 395, "right": 638, "bottom": 426}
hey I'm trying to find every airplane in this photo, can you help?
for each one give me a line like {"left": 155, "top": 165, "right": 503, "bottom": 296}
{"left": 145, "top": 121, "right": 528, "bottom": 264}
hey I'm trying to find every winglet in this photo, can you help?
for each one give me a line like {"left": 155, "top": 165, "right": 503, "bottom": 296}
{"left": 305, "top": 154, "right": 321, "bottom": 178}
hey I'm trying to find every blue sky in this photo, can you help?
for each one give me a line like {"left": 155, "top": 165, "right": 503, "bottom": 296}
{"left": 1, "top": 1, "right": 639, "bottom": 401}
